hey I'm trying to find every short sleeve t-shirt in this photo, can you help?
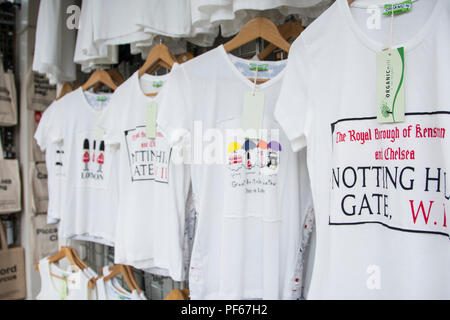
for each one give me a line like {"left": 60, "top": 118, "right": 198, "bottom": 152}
{"left": 275, "top": 0, "right": 450, "bottom": 299}
{"left": 36, "top": 257, "right": 97, "bottom": 300}
{"left": 97, "top": 266, "right": 145, "bottom": 300}
{"left": 158, "top": 46, "right": 313, "bottom": 299}
{"left": 35, "top": 88, "right": 118, "bottom": 245}
{"left": 34, "top": 101, "right": 66, "bottom": 225}
{"left": 99, "top": 67, "right": 191, "bottom": 281}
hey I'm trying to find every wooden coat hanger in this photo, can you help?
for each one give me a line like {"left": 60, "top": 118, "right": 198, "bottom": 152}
{"left": 81, "top": 69, "right": 118, "bottom": 92}
{"left": 224, "top": 17, "right": 291, "bottom": 84}
{"left": 348, "top": 0, "right": 355, "bottom": 5}
{"left": 56, "top": 82, "right": 73, "bottom": 100}
{"left": 164, "top": 288, "right": 190, "bottom": 300}
{"left": 92, "top": 69, "right": 125, "bottom": 91}
{"left": 223, "top": 17, "right": 291, "bottom": 54}
{"left": 34, "top": 246, "right": 96, "bottom": 289}
{"left": 107, "top": 69, "right": 124, "bottom": 86}
{"left": 258, "top": 21, "right": 304, "bottom": 60}
{"left": 138, "top": 43, "right": 177, "bottom": 77}
{"left": 101, "top": 264, "right": 139, "bottom": 293}
{"left": 124, "top": 265, "right": 142, "bottom": 295}
{"left": 176, "top": 52, "right": 194, "bottom": 64}
{"left": 68, "top": 247, "right": 97, "bottom": 288}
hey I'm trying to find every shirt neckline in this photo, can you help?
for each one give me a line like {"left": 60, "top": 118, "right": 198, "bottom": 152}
{"left": 218, "top": 44, "right": 287, "bottom": 90}
{"left": 45, "top": 259, "right": 85, "bottom": 298}
{"left": 338, "top": 0, "right": 443, "bottom": 52}
{"left": 76, "top": 87, "right": 113, "bottom": 116}
{"left": 134, "top": 62, "right": 179, "bottom": 104}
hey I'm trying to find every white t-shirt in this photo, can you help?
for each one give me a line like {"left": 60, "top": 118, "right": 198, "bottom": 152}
{"left": 100, "top": 68, "right": 191, "bottom": 281}
{"left": 275, "top": 0, "right": 450, "bottom": 299}
{"left": 158, "top": 45, "right": 313, "bottom": 299}
{"left": 190, "top": 0, "right": 333, "bottom": 37}
{"left": 32, "top": 0, "right": 78, "bottom": 84}
{"left": 74, "top": 0, "right": 218, "bottom": 70}
{"left": 36, "top": 258, "right": 96, "bottom": 300}
{"left": 35, "top": 101, "right": 66, "bottom": 225}
{"left": 74, "top": 0, "right": 119, "bottom": 73}
{"left": 97, "top": 266, "right": 145, "bottom": 300}
{"left": 35, "top": 89, "right": 118, "bottom": 245}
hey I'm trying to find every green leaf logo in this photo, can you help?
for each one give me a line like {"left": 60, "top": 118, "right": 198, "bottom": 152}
{"left": 381, "top": 103, "right": 391, "bottom": 118}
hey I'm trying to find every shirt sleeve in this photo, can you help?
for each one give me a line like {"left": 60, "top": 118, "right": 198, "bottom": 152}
{"left": 45, "top": 139, "right": 65, "bottom": 226}
{"left": 34, "top": 100, "right": 58, "bottom": 151}
{"left": 157, "top": 65, "right": 194, "bottom": 146}
{"left": 274, "top": 37, "right": 312, "bottom": 152}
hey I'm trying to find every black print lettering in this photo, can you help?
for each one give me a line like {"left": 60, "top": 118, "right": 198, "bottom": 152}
{"left": 425, "top": 168, "right": 441, "bottom": 192}
{"left": 357, "top": 167, "right": 371, "bottom": 188}
{"left": 332, "top": 167, "right": 340, "bottom": 189}
{"left": 81, "top": 171, "right": 104, "bottom": 180}
{"left": 332, "top": 166, "right": 415, "bottom": 191}
{"left": 343, "top": 167, "right": 357, "bottom": 188}
{"left": 125, "top": 127, "right": 171, "bottom": 183}
{"left": 341, "top": 193, "right": 390, "bottom": 218}
{"left": 444, "top": 172, "right": 450, "bottom": 200}
{"left": 399, "top": 167, "right": 414, "bottom": 190}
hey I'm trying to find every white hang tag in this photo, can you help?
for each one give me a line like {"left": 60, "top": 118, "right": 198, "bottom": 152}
{"left": 241, "top": 91, "right": 265, "bottom": 140}
{"left": 376, "top": 47, "right": 405, "bottom": 123}
{"left": 146, "top": 102, "right": 158, "bottom": 139}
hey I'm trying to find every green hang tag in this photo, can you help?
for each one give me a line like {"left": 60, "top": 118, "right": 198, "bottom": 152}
{"left": 376, "top": 47, "right": 405, "bottom": 123}
{"left": 96, "top": 96, "right": 108, "bottom": 102}
{"left": 249, "top": 63, "right": 269, "bottom": 72}
{"left": 242, "top": 91, "right": 265, "bottom": 139}
{"left": 146, "top": 102, "right": 158, "bottom": 139}
{"left": 153, "top": 81, "right": 163, "bottom": 88}
{"left": 383, "top": 1, "right": 412, "bottom": 15}
{"left": 60, "top": 276, "right": 68, "bottom": 300}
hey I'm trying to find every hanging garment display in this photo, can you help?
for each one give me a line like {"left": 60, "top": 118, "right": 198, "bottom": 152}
{"left": 157, "top": 44, "right": 313, "bottom": 299}
{"left": 25, "top": 69, "right": 57, "bottom": 112}
{"left": 91, "top": 0, "right": 218, "bottom": 46}
{"left": 74, "top": 0, "right": 218, "bottom": 72}
{"left": 36, "top": 257, "right": 96, "bottom": 300}
{"left": 30, "top": 214, "right": 58, "bottom": 264}
{"left": 0, "top": 58, "right": 17, "bottom": 127}
{"left": 30, "top": 162, "right": 48, "bottom": 214}
{"left": 32, "top": 0, "right": 79, "bottom": 84}
{"left": 35, "top": 246, "right": 100, "bottom": 300}
{"left": 99, "top": 64, "right": 191, "bottom": 281}
{"left": 0, "top": 220, "right": 26, "bottom": 300}
{"left": 130, "top": 37, "right": 188, "bottom": 61}
{"left": 274, "top": 0, "right": 450, "bottom": 299}
{"left": 97, "top": 266, "right": 147, "bottom": 300}
{"left": 190, "top": 0, "right": 333, "bottom": 37}
{"left": 34, "top": 88, "right": 118, "bottom": 245}
{"left": 73, "top": 0, "right": 119, "bottom": 73}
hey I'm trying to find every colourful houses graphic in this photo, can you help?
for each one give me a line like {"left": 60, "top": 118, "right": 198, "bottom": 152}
{"left": 227, "top": 139, "right": 282, "bottom": 170}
